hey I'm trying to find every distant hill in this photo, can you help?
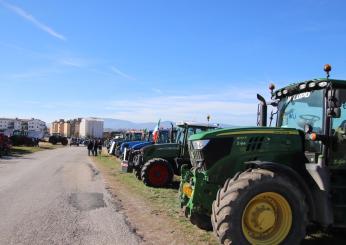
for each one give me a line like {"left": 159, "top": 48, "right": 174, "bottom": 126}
{"left": 103, "top": 118, "right": 234, "bottom": 131}
{"left": 103, "top": 118, "right": 175, "bottom": 131}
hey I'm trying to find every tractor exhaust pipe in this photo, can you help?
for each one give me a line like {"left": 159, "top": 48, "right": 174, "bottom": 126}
{"left": 257, "top": 94, "right": 267, "bottom": 127}
{"left": 170, "top": 122, "right": 174, "bottom": 143}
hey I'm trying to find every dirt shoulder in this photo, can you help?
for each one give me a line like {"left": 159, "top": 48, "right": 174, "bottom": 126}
{"left": 92, "top": 153, "right": 218, "bottom": 245}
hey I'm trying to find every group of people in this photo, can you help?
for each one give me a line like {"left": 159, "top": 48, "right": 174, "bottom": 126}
{"left": 87, "top": 140, "right": 102, "bottom": 156}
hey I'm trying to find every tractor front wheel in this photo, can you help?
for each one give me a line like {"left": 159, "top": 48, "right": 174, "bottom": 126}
{"left": 133, "top": 167, "right": 142, "bottom": 180}
{"left": 212, "top": 169, "right": 308, "bottom": 245}
{"left": 141, "top": 158, "right": 173, "bottom": 187}
{"left": 61, "top": 138, "right": 68, "bottom": 146}
{"left": 49, "top": 137, "right": 58, "bottom": 145}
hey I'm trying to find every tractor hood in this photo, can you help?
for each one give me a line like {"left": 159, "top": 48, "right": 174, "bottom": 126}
{"left": 141, "top": 143, "right": 180, "bottom": 162}
{"left": 188, "top": 126, "right": 305, "bottom": 184}
{"left": 132, "top": 141, "right": 153, "bottom": 150}
{"left": 126, "top": 141, "right": 148, "bottom": 148}
{"left": 120, "top": 141, "right": 145, "bottom": 152}
{"left": 189, "top": 127, "right": 300, "bottom": 141}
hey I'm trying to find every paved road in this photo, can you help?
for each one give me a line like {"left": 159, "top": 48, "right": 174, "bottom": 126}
{"left": 0, "top": 147, "right": 140, "bottom": 245}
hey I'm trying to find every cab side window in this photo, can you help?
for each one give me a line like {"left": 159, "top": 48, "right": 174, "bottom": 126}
{"left": 331, "top": 89, "right": 346, "bottom": 166}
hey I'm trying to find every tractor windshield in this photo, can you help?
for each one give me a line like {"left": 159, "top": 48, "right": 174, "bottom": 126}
{"left": 158, "top": 130, "right": 170, "bottom": 143}
{"left": 277, "top": 89, "right": 324, "bottom": 133}
{"left": 176, "top": 127, "right": 185, "bottom": 144}
{"left": 132, "top": 133, "right": 142, "bottom": 141}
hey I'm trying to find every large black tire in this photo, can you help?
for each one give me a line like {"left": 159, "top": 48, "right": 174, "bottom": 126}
{"left": 212, "top": 169, "right": 308, "bottom": 245}
{"left": 190, "top": 213, "right": 213, "bottom": 231}
{"left": 133, "top": 167, "right": 142, "bottom": 180}
{"left": 61, "top": 137, "right": 68, "bottom": 146}
{"left": 49, "top": 137, "right": 58, "bottom": 145}
{"left": 141, "top": 158, "right": 173, "bottom": 187}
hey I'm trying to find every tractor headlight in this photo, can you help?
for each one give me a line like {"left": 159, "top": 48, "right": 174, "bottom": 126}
{"left": 192, "top": 140, "right": 210, "bottom": 150}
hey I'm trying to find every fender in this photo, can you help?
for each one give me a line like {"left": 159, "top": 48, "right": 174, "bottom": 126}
{"left": 245, "top": 161, "right": 318, "bottom": 223}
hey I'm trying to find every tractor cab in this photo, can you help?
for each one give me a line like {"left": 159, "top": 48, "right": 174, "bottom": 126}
{"left": 134, "top": 121, "right": 219, "bottom": 187}
{"left": 175, "top": 122, "right": 219, "bottom": 164}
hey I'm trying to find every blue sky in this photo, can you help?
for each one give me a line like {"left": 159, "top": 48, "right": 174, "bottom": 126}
{"left": 1, "top": 0, "right": 346, "bottom": 125}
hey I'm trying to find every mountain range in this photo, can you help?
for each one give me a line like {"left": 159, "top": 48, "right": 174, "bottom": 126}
{"left": 103, "top": 118, "right": 174, "bottom": 131}
{"left": 103, "top": 118, "right": 233, "bottom": 131}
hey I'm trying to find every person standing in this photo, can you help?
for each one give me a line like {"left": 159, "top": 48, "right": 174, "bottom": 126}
{"left": 98, "top": 140, "right": 102, "bottom": 155}
{"left": 93, "top": 140, "right": 98, "bottom": 156}
{"left": 87, "top": 140, "right": 93, "bottom": 156}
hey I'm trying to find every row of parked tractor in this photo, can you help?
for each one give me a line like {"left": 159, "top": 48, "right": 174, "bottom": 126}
{"left": 0, "top": 134, "right": 11, "bottom": 158}
{"left": 108, "top": 66, "right": 346, "bottom": 245}
{"left": 0, "top": 134, "right": 42, "bottom": 157}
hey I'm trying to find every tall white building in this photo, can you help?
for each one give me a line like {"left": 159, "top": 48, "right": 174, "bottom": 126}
{"left": 27, "top": 118, "right": 46, "bottom": 132}
{"left": 79, "top": 118, "right": 104, "bottom": 138}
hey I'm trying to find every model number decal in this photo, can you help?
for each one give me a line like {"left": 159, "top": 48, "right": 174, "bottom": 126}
{"left": 288, "top": 92, "right": 311, "bottom": 101}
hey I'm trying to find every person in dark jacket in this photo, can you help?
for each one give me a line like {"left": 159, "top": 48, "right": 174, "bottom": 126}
{"left": 98, "top": 140, "right": 102, "bottom": 155}
{"left": 87, "top": 140, "right": 93, "bottom": 156}
{"left": 93, "top": 140, "right": 98, "bottom": 156}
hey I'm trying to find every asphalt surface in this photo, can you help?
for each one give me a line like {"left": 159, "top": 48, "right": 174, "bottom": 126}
{"left": 0, "top": 147, "right": 140, "bottom": 245}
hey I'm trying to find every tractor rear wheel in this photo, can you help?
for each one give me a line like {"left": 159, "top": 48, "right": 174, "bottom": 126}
{"left": 141, "top": 158, "right": 173, "bottom": 187}
{"left": 212, "top": 169, "right": 308, "bottom": 245}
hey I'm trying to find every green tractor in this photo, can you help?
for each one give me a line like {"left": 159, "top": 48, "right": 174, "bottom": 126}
{"left": 180, "top": 65, "right": 346, "bottom": 244}
{"left": 133, "top": 122, "right": 219, "bottom": 187}
{"left": 49, "top": 133, "right": 68, "bottom": 145}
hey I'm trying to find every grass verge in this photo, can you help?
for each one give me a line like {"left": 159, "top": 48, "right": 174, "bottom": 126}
{"left": 9, "top": 142, "right": 60, "bottom": 157}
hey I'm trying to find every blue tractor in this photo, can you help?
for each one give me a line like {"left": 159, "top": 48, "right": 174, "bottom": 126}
{"left": 114, "top": 130, "right": 144, "bottom": 157}
{"left": 121, "top": 128, "right": 176, "bottom": 177}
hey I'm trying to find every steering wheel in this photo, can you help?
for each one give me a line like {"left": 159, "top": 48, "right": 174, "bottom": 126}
{"left": 299, "top": 114, "right": 320, "bottom": 123}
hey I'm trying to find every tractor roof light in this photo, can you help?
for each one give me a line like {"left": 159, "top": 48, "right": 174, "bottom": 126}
{"left": 269, "top": 83, "right": 276, "bottom": 93}
{"left": 277, "top": 91, "right": 282, "bottom": 97}
{"left": 299, "top": 83, "right": 307, "bottom": 90}
{"left": 308, "top": 82, "right": 316, "bottom": 88}
{"left": 318, "top": 81, "right": 328, "bottom": 88}
{"left": 282, "top": 89, "right": 288, "bottom": 95}
{"left": 324, "top": 64, "right": 332, "bottom": 72}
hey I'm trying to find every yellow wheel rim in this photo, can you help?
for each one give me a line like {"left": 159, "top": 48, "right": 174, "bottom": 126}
{"left": 241, "top": 192, "right": 292, "bottom": 245}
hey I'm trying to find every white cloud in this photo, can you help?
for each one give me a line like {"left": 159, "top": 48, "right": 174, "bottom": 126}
{"left": 0, "top": 0, "right": 66, "bottom": 41}
{"left": 59, "top": 58, "right": 88, "bottom": 68}
{"left": 103, "top": 90, "right": 260, "bottom": 126}
{"left": 152, "top": 88, "right": 163, "bottom": 94}
{"left": 110, "top": 66, "right": 135, "bottom": 80}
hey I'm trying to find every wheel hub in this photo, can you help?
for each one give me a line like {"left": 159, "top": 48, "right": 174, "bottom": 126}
{"left": 247, "top": 201, "right": 276, "bottom": 233}
{"left": 148, "top": 164, "right": 169, "bottom": 186}
{"left": 242, "top": 192, "right": 292, "bottom": 244}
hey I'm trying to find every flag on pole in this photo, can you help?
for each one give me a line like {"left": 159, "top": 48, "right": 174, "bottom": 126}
{"left": 152, "top": 119, "right": 161, "bottom": 143}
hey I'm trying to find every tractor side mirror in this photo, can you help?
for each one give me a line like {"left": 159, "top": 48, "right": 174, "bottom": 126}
{"left": 327, "top": 107, "right": 341, "bottom": 118}
{"left": 327, "top": 89, "right": 343, "bottom": 118}
{"left": 340, "top": 125, "right": 346, "bottom": 142}
{"left": 304, "top": 124, "right": 313, "bottom": 134}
